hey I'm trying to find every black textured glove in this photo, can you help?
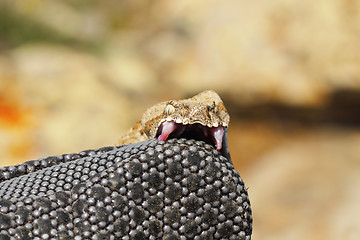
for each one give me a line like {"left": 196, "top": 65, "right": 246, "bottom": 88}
{"left": 0, "top": 138, "right": 252, "bottom": 239}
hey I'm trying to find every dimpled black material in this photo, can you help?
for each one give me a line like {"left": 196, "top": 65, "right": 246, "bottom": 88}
{"left": 0, "top": 138, "right": 252, "bottom": 239}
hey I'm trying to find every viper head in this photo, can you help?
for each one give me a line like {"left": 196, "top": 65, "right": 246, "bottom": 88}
{"left": 141, "top": 90, "right": 230, "bottom": 156}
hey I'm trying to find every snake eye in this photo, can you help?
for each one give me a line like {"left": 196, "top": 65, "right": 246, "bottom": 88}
{"left": 165, "top": 103, "right": 175, "bottom": 115}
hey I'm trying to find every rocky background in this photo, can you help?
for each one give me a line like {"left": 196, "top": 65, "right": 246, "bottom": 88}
{"left": 0, "top": 0, "right": 359, "bottom": 239}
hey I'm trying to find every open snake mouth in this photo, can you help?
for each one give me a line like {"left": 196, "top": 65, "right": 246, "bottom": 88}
{"left": 156, "top": 121, "right": 231, "bottom": 160}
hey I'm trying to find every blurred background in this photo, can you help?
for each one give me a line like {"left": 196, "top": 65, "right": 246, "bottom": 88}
{"left": 1, "top": 0, "right": 360, "bottom": 239}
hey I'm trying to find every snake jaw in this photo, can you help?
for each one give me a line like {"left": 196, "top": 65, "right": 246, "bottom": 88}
{"left": 157, "top": 121, "right": 225, "bottom": 151}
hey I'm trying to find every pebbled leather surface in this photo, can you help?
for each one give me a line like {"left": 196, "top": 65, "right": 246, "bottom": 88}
{"left": 0, "top": 138, "right": 252, "bottom": 239}
{"left": 0, "top": 146, "right": 117, "bottom": 183}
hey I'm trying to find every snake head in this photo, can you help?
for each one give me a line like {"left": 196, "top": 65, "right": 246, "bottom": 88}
{"left": 141, "top": 90, "right": 230, "bottom": 157}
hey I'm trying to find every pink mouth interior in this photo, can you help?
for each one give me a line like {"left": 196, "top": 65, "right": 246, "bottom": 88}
{"left": 157, "top": 121, "right": 225, "bottom": 151}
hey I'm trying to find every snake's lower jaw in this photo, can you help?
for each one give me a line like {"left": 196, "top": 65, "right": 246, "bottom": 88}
{"left": 157, "top": 120, "right": 227, "bottom": 152}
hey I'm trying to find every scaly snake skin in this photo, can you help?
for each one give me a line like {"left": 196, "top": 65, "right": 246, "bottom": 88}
{"left": 0, "top": 139, "right": 252, "bottom": 239}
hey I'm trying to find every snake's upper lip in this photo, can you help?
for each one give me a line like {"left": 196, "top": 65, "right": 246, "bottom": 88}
{"left": 156, "top": 121, "right": 225, "bottom": 151}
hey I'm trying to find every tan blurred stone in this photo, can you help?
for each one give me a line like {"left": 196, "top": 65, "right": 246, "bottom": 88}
{"left": 245, "top": 128, "right": 360, "bottom": 240}
{"left": 0, "top": 45, "right": 137, "bottom": 166}
{"left": 4, "top": 0, "right": 360, "bottom": 106}
{"left": 103, "top": 45, "right": 157, "bottom": 93}
{"left": 129, "top": 0, "right": 359, "bottom": 105}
